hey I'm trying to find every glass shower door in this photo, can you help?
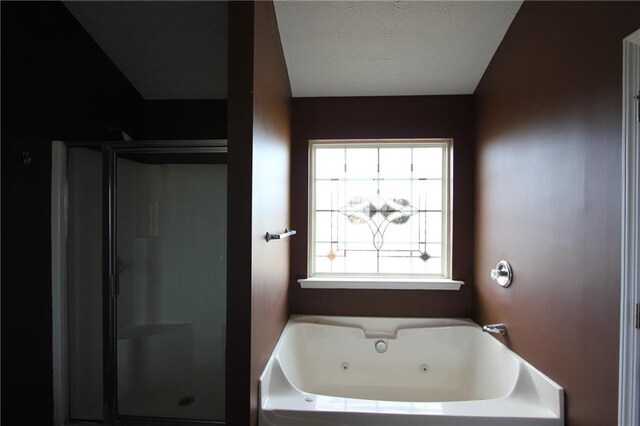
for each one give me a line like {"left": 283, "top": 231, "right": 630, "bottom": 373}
{"left": 114, "top": 149, "right": 226, "bottom": 422}
{"left": 67, "top": 147, "right": 104, "bottom": 422}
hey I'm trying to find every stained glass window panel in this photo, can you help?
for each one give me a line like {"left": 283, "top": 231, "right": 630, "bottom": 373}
{"left": 379, "top": 256, "right": 412, "bottom": 275}
{"left": 424, "top": 180, "right": 443, "bottom": 211}
{"left": 379, "top": 180, "right": 412, "bottom": 204}
{"left": 315, "top": 149, "right": 344, "bottom": 179}
{"left": 344, "top": 220, "right": 374, "bottom": 247}
{"left": 382, "top": 219, "right": 413, "bottom": 246}
{"left": 425, "top": 213, "right": 443, "bottom": 243}
{"left": 379, "top": 148, "right": 412, "bottom": 179}
{"left": 413, "top": 147, "right": 443, "bottom": 179}
{"left": 310, "top": 140, "right": 450, "bottom": 278}
{"left": 410, "top": 256, "right": 443, "bottom": 275}
{"left": 345, "top": 181, "right": 377, "bottom": 208}
{"left": 346, "top": 148, "right": 377, "bottom": 179}
{"left": 314, "top": 212, "right": 334, "bottom": 243}
{"left": 315, "top": 180, "right": 340, "bottom": 211}
{"left": 344, "top": 250, "right": 378, "bottom": 273}
{"left": 425, "top": 243, "right": 443, "bottom": 259}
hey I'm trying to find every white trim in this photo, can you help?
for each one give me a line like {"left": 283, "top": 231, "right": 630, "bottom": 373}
{"left": 51, "top": 141, "right": 68, "bottom": 426}
{"left": 619, "top": 28, "right": 640, "bottom": 426}
{"left": 298, "top": 277, "right": 464, "bottom": 290}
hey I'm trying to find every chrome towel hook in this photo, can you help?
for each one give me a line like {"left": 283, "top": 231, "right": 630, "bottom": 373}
{"left": 265, "top": 228, "right": 296, "bottom": 242}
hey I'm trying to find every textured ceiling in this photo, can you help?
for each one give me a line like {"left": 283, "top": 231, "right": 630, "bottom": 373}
{"left": 64, "top": 1, "right": 227, "bottom": 100}
{"left": 64, "top": 1, "right": 521, "bottom": 99}
{"left": 274, "top": 1, "right": 522, "bottom": 97}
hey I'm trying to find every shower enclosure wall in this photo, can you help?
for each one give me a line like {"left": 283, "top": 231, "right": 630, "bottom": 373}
{"left": 53, "top": 141, "right": 227, "bottom": 425}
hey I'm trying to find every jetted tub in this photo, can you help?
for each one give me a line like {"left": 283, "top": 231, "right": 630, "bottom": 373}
{"left": 259, "top": 316, "right": 564, "bottom": 426}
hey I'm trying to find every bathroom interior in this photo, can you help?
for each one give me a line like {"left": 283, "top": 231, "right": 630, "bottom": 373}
{"left": 1, "top": 1, "right": 639, "bottom": 426}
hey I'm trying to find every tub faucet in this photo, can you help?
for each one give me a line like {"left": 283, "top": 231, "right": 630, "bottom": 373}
{"left": 482, "top": 323, "right": 506, "bottom": 335}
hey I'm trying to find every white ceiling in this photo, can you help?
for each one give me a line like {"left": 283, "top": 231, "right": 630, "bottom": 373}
{"left": 64, "top": 1, "right": 227, "bottom": 100}
{"left": 274, "top": 1, "right": 522, "bottom": 97}
{"left": 64, "top": 1, "right": 521, "bottom": 99}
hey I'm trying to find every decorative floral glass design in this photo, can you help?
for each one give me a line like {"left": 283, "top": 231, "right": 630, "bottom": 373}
{"left": 310, "top": 141, "right": 450, "bottom": 278}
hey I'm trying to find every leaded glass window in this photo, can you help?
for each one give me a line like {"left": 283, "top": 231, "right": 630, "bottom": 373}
{"left": 309, "top": 140, "right": 451, "bottom": 278}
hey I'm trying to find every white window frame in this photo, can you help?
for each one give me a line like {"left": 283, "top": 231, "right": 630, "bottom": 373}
{"left": 298, "top": 139, "right": 463, "bottom": 290}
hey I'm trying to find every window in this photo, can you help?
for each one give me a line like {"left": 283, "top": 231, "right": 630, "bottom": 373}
{"left": 301, "top": 139, "right": 461, "bottom": 289}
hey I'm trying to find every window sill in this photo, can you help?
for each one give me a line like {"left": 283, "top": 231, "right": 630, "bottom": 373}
{"left": 298, "top": 277, "right": 464, "bottom": 290}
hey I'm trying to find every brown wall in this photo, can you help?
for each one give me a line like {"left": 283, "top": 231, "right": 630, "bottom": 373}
{"left": 249, "top": 1, "right": 292, "bottom": 423}
{"left": 226, "top": 2, "right": 254, "bottom": 424}
{"left": 290, "top": 96, "right": 474, "bottom": 317}
{"left": 142, "top": 99, "right": 227, "bottom": 140}
{"left": 226, "top": 1, "right": 291, "bottom": 425}
{"left": 1, "top": 3, "right": 143, "bottom": 424}
{"left": 473, "top": 2, "right": 640, "bottom": 426}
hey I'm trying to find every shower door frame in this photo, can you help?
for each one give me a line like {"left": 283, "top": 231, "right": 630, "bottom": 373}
{"left": 619, "top": 28, "right": 640, "bottom": 426}
{"left": 52, "top": 140, "right": 227, "bottom": 426}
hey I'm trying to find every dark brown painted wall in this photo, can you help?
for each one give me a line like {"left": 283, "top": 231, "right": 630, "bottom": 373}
{"left": 249, "top": 2, "right": 292, "bottom": 424}
{"left": 226, "top": 1, "right": 291, "bottom": 425}
{"left": 226, "top": 2, "right": 255, "bottom": 424}
{"left": 473, "top": 2, "right": 640, "bottom": 425}
{"left": 1, "top": 2, "right": 143, "bottom": 424}
{"left": 290, "top": 96, "right": 474, "bottom": 317}
{"left": 142, "top": 99, "right": 227, "bottom": 140}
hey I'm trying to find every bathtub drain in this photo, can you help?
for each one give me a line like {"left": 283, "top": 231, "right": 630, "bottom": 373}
{"left": 340, "top": 362, "right": 350, "bottom": 371}
{"left": 420, "top": 364, "right": 430, "bottom": 373}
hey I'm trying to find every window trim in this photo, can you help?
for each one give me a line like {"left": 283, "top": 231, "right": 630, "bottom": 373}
{"left": 297, "top": 277, "right": 464, "bottom": 290}
{"left": 304, "top": 138, "right": 460, "bottom": 289}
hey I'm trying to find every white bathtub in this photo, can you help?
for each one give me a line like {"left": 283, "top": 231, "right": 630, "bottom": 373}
{"left": 259, "top": 316, "right": 564, "bottom": 426}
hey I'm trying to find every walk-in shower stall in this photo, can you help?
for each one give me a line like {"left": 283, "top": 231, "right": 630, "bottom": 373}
{"left": 52, "top": 141, "right": 227, "bottom": 425}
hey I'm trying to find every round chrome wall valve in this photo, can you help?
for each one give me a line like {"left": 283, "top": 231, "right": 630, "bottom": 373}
{"left": 490, "top": 260, "right": 513, "bottom": 288}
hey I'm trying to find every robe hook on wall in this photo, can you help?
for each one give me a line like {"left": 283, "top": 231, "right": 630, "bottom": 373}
{"left": 265, "top": 228, "right": 297, "bottom": 242}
